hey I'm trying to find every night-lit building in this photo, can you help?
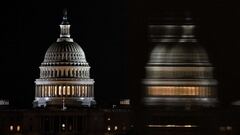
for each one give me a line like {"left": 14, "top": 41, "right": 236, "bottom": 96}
{"left": 33, "top": 10, "right": 95, "bottom": 108}
{"left": 0, "top": 11, "right": 133, "bottom": 135}
{"left": 0, "top": 9, "right": 240, "bottom": 135}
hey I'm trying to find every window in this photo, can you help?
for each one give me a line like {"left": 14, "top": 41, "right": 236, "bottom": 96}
{"left": 107, "top": 125, "right": 111, "bottom": 131}
{"left": 17, "top": 125, "right": 20, "bottom": 132}
{"left": 63, "top": 86, "right": 66, "bottom": 95}
{"left": 9, "top": 125, "right": 13, "bottom": 131}
{"left": 147, "top": 86, "right": 212, "bottom": 96}
{"left": 54, "top": 86, "right": 57, "bottom": 96}
{"left": 59, "top": 86, "right": 62, "bottom": 95}
{"left": 62, "top": 123, "right": 65, "bottom": 131}
{"left": 41, "top": 86, "right": 44, "bottom": 97}
{"left": 67, "top": 86, "right": 71, "bottom": 96}
{"left": 82, "top": 86, "right": 85, "bottom": 96}
{"left": 48, "top": 86, "right": 51, "bottom": 96}
{"left": 72, "top": 86, "right": 75, "bottom": 96}
{"left": 45, "top": 86, "right": 48, "bottom": 96}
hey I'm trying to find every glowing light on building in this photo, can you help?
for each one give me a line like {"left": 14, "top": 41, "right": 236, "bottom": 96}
{"left": 0, "top": 100, "right": 9, "bottom": 105}
{"left": 147, "top": 86, "right": 213, "bottom": 96}
{"left": 62, "top": 123, "right": 66, "bottom": 130}
{"left": 120, "top": 99, "right": 130, "bottom": 105}
{"left": 107, "top": 125, "right": 111, "bottom": 131}
{"left": 219, "top": 126, "right": 233, "bottom": 131}
{"left": 17, "top": 125, "right": 20, "bottom": 132}
{"left": 9, "top": 125, "right": 13, "bottom": 131}
{"left": 147, "top": 124, "right": 198, "bottom": 128}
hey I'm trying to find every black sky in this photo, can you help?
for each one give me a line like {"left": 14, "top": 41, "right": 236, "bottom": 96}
{"left": 1, "top": 1, "right": 240, "bottom": 108}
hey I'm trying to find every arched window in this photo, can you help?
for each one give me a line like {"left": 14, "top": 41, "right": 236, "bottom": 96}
{"left": 72, "top": 86, "right": 75, "bottom": 96}
{"left": 67, "top": 86, "right": 71, "bottom": 96}
{"left": 59, "top": 86, "right": 62, "bottom": 96}
{"left": 63, "top": 86, "right": 66, "bottom": 96}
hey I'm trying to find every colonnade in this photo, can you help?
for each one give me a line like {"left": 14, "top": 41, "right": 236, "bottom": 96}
{"left": 147, "top": 86, "right": 215, "bottom": 97}
{"left": 35, "top": 84, "right": 94, "bottom": 97}
{"left": 40, "top": 68, "right": 89, "bottom": 78}
{"left": 44, "top": 52, "right": 85, "bottom": 62}
{"left": 147, "top": 68, "right": 213, "bottom": 79}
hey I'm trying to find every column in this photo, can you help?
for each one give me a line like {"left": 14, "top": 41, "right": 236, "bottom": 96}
{"left": 41, "top": 85, "right": 44, "bottom": 97}
{"left": 70, "top": 85, "right": 72, "bottom": 96}
{"left": 44, "top": 86, "right": 47, "bottom": 97}
{"left": 35, "top": 85, "right": 38, "bottom": 97}
{"left": 73, "top": 69, "right": 75, "bottom": 77}
{"left": 70, "top": 69, "right": 72, "bottom": 77}
{"left": 50, "top": 86, "right": 53, "bottom": 97}
{"left": 66, "top": 69, "right": 68, "bottom": 77}
{"left": 85, "top": 85, "right": 87, "bottom": 97}
{"left": 79, "top": 86, "right": 82, "bottom": 96}
{"left": 75, "top": 86, "right": 77, "bottom": 96}
{"left": 88, "top": 85, "right": 91, "bottom": 97}
{"left": 53, "top": 70, "right": 56, "bottom": 77}
{"left": 82, "top": 85, "right": 85, "bottom": 97}
{"left": 79, "top": 86, "right": 81, "bottom": 96}
{"left": 48, "top": 86, "right": 51, "bottom": 97}
{"left": 57, "top": 69, "right": 59, "bottom": 77}
{"left": 54, "top": 86, "right": 57, "bottom": 97}
{"left": 92, "top": 85, "right": 94, "bottom": 97}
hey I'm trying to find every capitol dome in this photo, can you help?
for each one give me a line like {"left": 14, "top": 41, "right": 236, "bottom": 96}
{"left": 149, "top": 43, "right": 210, "bottom": 65}
{"left": 33, "top": 10, "right": 95, "bottom": 108}
{"left": 42, "top": 41, "right": 88, "bottom": 66}
{"left": 143, "top": 15, "right": 218, "bottom": 107}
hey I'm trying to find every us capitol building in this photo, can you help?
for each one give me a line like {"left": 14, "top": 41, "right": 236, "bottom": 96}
{"left": 0, "top": 10, "right": 240, "bottom": 135}
{"left": 33, "top": 11, "right": 95, "bottom": 108}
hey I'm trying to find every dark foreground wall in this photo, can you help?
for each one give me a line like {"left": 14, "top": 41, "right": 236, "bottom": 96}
{"left": 0, "top": 108, "right": 133, "bottom": 135}
{"left": 1, "top": 106, "right": 240, "bottom": 135}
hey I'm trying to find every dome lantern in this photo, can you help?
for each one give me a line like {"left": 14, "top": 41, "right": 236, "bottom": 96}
{"left": 57, "top": 9, "right": 73, "bottom": 42}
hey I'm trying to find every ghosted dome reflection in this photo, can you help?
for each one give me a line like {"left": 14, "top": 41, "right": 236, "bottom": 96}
{"left": 143, "top": 16, "right": 218, "bottom": 107}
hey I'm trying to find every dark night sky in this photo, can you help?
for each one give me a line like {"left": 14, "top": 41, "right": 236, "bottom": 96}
{"left": 1, "top": 1, "right": 240, "bottom": 108}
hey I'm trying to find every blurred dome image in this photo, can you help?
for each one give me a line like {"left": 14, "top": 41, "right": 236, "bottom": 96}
{"left": 143, "top": 14, "right": 218, "bottom": 107}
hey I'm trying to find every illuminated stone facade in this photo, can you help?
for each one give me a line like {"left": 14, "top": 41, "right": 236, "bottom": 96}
{"left": 143, "top": 17, "right": 218, "bottom": 107}
{"left": 33, "top": 11, "right": 95, "bottom": 108}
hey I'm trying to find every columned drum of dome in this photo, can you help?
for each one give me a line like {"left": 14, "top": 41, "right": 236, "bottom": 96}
{"left": 142, "top": 16, "right": 218, "bottom": 107}
{"left": 33, "top": 10, "right": 95, "bottom": 108}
